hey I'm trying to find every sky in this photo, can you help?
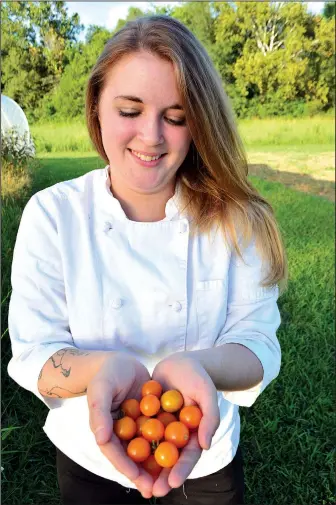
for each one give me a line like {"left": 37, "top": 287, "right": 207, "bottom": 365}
{"left": 66, "top": 2, "right": 183, "bottom": 38}
{"left": 65, "top": 1, "right": 326, "bottom": 40}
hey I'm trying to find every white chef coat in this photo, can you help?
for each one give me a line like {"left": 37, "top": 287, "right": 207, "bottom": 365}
{"left": 7, "top": 166, "right": 281, "bottom": 489}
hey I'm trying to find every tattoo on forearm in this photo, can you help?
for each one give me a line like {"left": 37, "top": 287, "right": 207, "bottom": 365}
{"left": 40, "top": 385, "right": 88, "bottom": 398}
{"left": 49, "top": 349, "right": 91, "bottom": 378}
{"left": 38, "top": 348, "right": 91, "bottom": 398}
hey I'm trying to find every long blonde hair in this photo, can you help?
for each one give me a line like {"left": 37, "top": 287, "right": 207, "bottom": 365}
{"left": 86, "top": 15, "right": 288, "bottom": 294}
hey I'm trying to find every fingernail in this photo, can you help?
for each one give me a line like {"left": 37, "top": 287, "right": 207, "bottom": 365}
{"left": 141, "top": 488, "right": 152, "bottom": 498}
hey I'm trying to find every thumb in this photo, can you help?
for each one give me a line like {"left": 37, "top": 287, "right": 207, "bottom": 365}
{"left": 87, "top": 377, "right": 115, "bottom": 445}
{"left": 197, "top": 389, "right": 220, "bottom": 451}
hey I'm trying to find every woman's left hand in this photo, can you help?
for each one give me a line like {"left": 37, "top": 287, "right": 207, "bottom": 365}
{"left": 151, "top": 352, "right": 220, "bottom": 498}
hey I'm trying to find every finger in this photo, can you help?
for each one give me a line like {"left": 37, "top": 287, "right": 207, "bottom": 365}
{"left": 196, "top": 388, "right": 220, "bottom": 450}
{"left": 152, "top": 468, "right": 172, "bottom": 497}
{"left": 132, "top": 468, "right": 154, "bottom": 498}
{"left": 168, "top": 432, "right": 202, "bottom": 489}
{"left": 99, "top": 433, "right": 140, "bottom": 482}
{"left": 88, "top": 377, "right": 115, "bottom": 445}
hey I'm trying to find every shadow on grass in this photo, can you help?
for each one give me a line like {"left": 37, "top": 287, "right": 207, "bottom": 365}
{"left": 248, "top": 163, "right": 335, "bottom": 203}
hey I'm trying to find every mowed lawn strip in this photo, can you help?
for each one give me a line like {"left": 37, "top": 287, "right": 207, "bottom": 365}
{"left": 1, "top": 151, "right": 335, "bottom": 505}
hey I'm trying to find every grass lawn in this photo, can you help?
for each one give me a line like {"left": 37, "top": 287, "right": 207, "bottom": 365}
{"left": 2, "top": 130, "right": 335, "bottom": 504}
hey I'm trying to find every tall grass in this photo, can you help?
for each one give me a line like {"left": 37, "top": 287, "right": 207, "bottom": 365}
{"left": 31, "top": 120, "right": 94, "bottom": 153}
{"left": 239, "top": 116, "right": 335, "bottom": 149}
{"left": 30, "top": 116, "right": 335, "bottom": 154}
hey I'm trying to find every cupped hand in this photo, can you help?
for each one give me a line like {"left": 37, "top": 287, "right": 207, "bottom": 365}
{"left": 151, "top": 353, "right": 220, "bottom": 498}
{"left": 87, "top": 352, "right": 154, "bottom": 498}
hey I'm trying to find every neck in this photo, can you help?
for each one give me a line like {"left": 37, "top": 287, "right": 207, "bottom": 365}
{"left": 109, "top": 174, "right": 176, "bottom": 222}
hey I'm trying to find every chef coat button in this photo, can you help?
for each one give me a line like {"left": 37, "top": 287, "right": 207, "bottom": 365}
{"left": 172, "top": 301, "right": 182, "bottom": 312}
{"left": 111, "top": 298, "right": 123, "bottom": 309}
{"left": 179, "top": 221, "right": 188, "bottom": 233}
{"left": 104, "top": 221, "right": 113, "bottom": 232}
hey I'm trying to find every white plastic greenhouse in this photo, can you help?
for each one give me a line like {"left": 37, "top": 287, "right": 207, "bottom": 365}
{"left": 1, "top": 95, "right": 30, "bottom": 136}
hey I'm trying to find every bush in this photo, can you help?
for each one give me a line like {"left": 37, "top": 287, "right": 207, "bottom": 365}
{"left": 1, "top": 127, "right": 35, "bottom": 167}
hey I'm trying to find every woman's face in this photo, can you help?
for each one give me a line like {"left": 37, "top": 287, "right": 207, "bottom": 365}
{"left": 98, "top": 50, "right": 192, "bottom": 194}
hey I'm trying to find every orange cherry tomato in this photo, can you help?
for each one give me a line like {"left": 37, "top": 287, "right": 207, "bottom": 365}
{"left": 140, "top": 394, "right": 161, "bottom": 417}
{"left": 121, "top": 398, "right": 141, "bottom": 420}
{"left": 165, "top": 421, "right": 189, "bottom": 449}
{"left": 161, "top": 390, "right": 184, "bottom": 413}
{"left": 141, "top": 418, "right": 165, "bottom": 443}
{"left": 141, "top": 454, "right": 162, "bottom": 478}
{"left": 179, "top": 405, "right": 202, "bottom": 430}
{"left": 135, "top": 415, "right": 150, "bottom": 437}
{"left": 127, "top": 437, "right": 151, "bottom": 463}
{"left": 156, "top": 411, "right": 177, "bottom": 428}
{"left": 141, "top": 380, "right": 163, "bottom": 398}
{"left": 154, "top": 441, "right": 179, "bottom": 468}
{"left": 114, "top": 416, "right": 137, "bottom": 441}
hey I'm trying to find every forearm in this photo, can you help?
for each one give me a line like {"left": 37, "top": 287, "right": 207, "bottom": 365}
{"left": 183, "top": 343, "right": 264, "bottom": 392}
{"left": 37, "top": 347, "right": 114, "bottom": 399}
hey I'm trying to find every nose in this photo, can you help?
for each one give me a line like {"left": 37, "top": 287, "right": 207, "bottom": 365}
{"left": 138, "top": 115, "right": 164, "bottom": 145}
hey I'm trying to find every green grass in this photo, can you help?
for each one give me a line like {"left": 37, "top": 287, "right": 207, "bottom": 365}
{"left": 238, "top": 116, "right": 335, "bottom": 149}
{"left": 2, "top": 151, "right": 335, "bottom": 505}
{"left": 30, "top": 116, "right": 335, "bottom": 153}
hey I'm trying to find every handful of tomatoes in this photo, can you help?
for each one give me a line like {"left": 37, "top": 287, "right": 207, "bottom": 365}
{"left": 113, "top": 380, "right": 202, "bottom": 477}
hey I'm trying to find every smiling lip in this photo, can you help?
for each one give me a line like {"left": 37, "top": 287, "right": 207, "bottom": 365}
{"left": 128, "top": 149, "right": 166, "bottom": 167}
{"left": 129, "top": 149, "right": 166, "bottom": 157}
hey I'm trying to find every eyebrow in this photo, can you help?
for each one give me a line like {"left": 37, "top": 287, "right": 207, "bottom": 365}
{"left": 114, "top": 95, "right": 184, "bottom": 111}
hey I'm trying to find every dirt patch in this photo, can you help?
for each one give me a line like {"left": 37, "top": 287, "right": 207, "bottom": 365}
{"left": 247, "top": 152, "right": 335, "bottom": 202}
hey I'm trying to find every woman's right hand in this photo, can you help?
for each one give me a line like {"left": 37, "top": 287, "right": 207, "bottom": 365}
{"left": 87, "top": 352, "right": 154, "bottom": 497}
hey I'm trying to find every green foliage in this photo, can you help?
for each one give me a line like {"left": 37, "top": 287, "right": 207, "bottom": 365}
{"left": 113, "top": 6, "right": 148, "bottom": 33}
{"left": 2, "top": 1, "right": 335, "bottom": 122}
{"left": 323, "top": 2, "right": 335, "bottom": 19}
{"left": 38, "top": 26, "right": 112, "bottom": 121}
{"left": 1, "top": 1, "right": 83, "bottom": 121}
{"left": 170, "top": 1, "right": 217, "bottom": 58}
{"left": 215, "top": 2, "right": 335, "bottom": 117}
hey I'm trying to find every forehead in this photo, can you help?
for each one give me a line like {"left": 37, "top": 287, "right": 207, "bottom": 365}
{"left": 102, "top": 51, "right": 182, "bottom": 104}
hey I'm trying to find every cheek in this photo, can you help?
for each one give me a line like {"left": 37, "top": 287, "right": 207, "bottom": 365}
{"left": 101, "top": 120, "right": 136, "bottom": 150}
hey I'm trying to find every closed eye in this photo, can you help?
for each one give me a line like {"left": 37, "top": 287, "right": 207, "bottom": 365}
{"left": 118, "top": 110, "right": 186, "bottom": 126}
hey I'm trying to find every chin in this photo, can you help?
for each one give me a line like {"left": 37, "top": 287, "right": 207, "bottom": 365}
{"left": 129, "top": 174, "right": 175, "bottom": 194}
{"left": 130, "top": 181, "right": 166, "bottom": 194}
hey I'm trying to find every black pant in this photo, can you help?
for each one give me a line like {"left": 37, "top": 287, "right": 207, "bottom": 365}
{"left": 56, "top": 446, "right": 245, "bottom": 505}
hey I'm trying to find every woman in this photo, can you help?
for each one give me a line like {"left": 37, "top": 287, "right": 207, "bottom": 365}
{"left": 8, "top": 15, "right": 287, "bottom": 505}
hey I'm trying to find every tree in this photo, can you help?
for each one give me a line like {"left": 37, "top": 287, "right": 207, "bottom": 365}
{"left": 112, "top": 2, "right": 175, "bottom": 33}
{"left": 113, "top": 7, "right": 148, "bottom": 33}
{"left": 41, "top": 26, "right": 112, "bottom": 120}
{"left": 214, "top": 1, "right": 334, "bottom": 115}
{"left": 1, "top": 1, "right": 83, "bottom": 121}
{"left": 212, "top": 2, "right": 248, "bottom": 86}
{"left": 306, "top": 15, "right": 335, "bottom": 109}
{"left": 323, "top": 2, "right": 335, "bottom": 19}
{"left": 170, "top": 1, "right": 217, "bottom": 59}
